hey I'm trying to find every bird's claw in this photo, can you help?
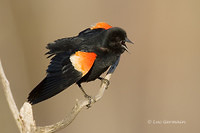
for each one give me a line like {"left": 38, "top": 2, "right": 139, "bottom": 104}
{"left": 100, "top": 78, "right": 110, "bottom": 88}
{"left": 84, "top": 94, "right": 96, "bottom": 108}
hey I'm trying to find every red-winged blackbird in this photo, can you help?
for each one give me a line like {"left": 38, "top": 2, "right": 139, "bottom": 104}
{"left": 28, "top": 22, "right": 133, "bottom": 105}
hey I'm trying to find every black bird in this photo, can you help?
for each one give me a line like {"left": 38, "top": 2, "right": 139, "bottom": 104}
{"left": 28, "top": 22, "right": 133, "bottom": 105}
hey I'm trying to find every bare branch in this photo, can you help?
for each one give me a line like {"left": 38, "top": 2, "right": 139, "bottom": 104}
{"left": 20, "top": 102, "right": 36, "bottom": 133}
{"left": 0, "top": 60, "right": 23, "bottom": 132}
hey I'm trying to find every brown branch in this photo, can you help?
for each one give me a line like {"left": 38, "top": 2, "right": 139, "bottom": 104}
{"left": 0, "top": 57, "right": 119, "bottom": 133}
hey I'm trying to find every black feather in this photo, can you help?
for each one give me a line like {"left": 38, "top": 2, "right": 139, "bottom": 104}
{"left": 28, "top": 52, "right": 82, "bottom": 105}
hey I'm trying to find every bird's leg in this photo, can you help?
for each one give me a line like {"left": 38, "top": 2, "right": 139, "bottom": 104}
{"left": 77, "top": 84, "right": 94, "bottom": 108}
{"left": 98, "top": 77, "right": 110, "bottom": 88}
{"left": 77, "top": 84, "right": 91, "bottom": 98}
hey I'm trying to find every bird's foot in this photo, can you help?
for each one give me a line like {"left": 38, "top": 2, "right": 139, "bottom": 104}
{"left": 84, "top": 94, "right": 96, "bottom": 108}
{"left": 99, "top": 77, "right": 110, "bottom": 88}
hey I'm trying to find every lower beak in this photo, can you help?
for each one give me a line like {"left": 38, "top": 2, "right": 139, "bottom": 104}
{"left": 122, "top": 44, "right": 129, "bottom": 52}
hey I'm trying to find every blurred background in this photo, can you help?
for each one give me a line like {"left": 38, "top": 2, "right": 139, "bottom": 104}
{"left": 0, "top": 0, "right": 200, "bottom": 133}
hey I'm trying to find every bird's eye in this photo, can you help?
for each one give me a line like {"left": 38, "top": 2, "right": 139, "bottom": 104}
{"left": 120, "top": 40, "right": 125, "bottom": 44}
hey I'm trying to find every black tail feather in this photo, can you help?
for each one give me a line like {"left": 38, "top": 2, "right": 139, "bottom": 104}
{"left": 28, "top": 76, "right": 68, "bottom": 105}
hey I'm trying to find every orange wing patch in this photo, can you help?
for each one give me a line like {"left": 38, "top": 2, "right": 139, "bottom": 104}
{"left": 70, "top": 51, "right": 97, "bottom": 76}
{"left": 91, "top": 22, "right": 112, "bottom": 30}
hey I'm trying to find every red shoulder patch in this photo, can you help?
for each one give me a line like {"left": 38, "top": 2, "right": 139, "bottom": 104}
{"left": 91, "top": 22, "right": 112, "bottom": 30}
{"left": 70, "top": 51, "right": 97, "bottom": 76}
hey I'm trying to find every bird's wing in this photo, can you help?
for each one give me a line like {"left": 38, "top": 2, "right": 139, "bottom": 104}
{"left": 45, "top": 37, "right": 84, "bottom": 57}
{"left": 28, "top": 51, "right": 97, "bottom": 104}
{"left": 45, "top": 28, "right": 105, "bottom": 57}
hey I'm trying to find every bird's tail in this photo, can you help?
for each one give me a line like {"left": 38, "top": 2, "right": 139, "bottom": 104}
{"left": 28, "top": 76, "right": 67, "bottom": 105}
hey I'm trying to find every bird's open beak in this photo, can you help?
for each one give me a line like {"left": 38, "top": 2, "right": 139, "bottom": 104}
{"left": 122, "top": 43, "right": 128, "bottom": 52}
{"left": 125, "top": 37, "right": 134, "bottom": 44}
{"left": 122, "top": 37, "right": 133, "bottom": 53}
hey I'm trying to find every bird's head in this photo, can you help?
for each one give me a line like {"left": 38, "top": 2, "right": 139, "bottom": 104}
{"left": 91, "top": 22, "right": 133, "bottom": 54}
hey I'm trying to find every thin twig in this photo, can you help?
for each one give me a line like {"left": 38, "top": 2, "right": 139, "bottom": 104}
{"left": 0, "top": 60, "right": 23, "bottom": 132}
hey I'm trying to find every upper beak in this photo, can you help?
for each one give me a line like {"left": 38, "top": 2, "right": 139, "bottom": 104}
{"left": 125, "top": 37, "right": 134, "bottom": 44}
